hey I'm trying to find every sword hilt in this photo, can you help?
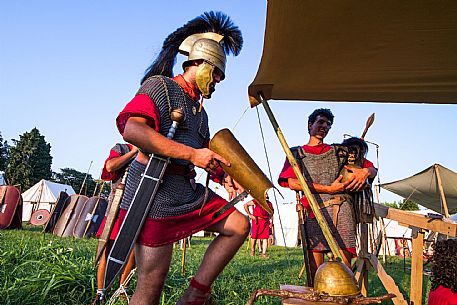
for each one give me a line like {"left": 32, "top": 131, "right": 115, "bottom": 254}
{"left": 166, "top": 108, "right": 185, "bottom": 139}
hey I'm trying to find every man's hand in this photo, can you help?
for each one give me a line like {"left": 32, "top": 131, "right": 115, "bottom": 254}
{"left": 223, "top": 174, "right": 244, "bottom": 200}
{"left": 344, "top": 166, "right": 369, "bottom": 192}
{"left": 328, "top": 175, "right": 347, "bottom": 194}
{"left": 131, "top": 145, "right": 139, "bottom": 154}
{"left": 191, "top": 148, "right": 230, "bottom": 173}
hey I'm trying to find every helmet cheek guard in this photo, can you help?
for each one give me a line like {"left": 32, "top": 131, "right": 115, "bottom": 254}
{"left": 195, "top": 62, "right": 216, "bottom": 99}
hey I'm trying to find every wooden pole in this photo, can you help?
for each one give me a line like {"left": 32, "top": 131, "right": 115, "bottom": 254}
{"left": 359, "top": 224, "right": 369, "bottom": 296}
{"left": 260, "top": 97, "right": 342, "bottom": 260}
{"left": 367, "top": 254, "right": 408, "bottom": 305}
{"left": 181, "top": 238, "right": 187, "bottom": 275}
{"left": 410, "top": 227, "right": 425, "bottom": 305}
{"left": 434, "top": 164, "right": 450, "bottom": 218}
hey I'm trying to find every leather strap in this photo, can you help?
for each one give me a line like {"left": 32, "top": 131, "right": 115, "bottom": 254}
{"left": 165, "top": 163, "right": 196, "bottom": 179}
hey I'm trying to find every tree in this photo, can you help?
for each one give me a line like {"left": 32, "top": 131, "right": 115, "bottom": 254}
{"left": 52, "top": 167, "right": 97, "bottom": 196}
{"left": 382, "top": 201, "right": 399, "bottom": 209}
{"left": 399, "top": 199, "right": 420, "bottom": 211}
{"left": 0, "top": 131, "right": 9, "bottom": 172}
{"left": 5, "top": 128, "right": 52, "bottom": 190}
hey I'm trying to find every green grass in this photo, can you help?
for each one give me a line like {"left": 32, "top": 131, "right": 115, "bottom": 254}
{"left": 0, "top": 226, "right": 430, "bottom": 305}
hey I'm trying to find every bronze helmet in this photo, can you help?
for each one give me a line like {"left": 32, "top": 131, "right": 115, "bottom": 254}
{"left": 313, "top": 253, "right": 360, "bottom": 296}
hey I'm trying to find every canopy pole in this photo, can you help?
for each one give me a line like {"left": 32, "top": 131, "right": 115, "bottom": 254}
{"left": 258, "top": 93, "right": 342, "bottom": 260}
{"left": 434, "top": 164, "right": 450, "bottom": 218}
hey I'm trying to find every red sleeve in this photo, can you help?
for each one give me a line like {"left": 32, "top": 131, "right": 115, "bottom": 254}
{"left": 277, "top": 158, "right": 296, "bottom": 188}
{"left": 116, "top": 94, "right": 161, "bottom": 136}
{"left": 362, "top": 159, "right": 375, "bottom": 168}
{"left": 101, "top": 150, "right": 121, "bottom": 181}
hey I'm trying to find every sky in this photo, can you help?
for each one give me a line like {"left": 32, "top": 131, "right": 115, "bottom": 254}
{"left": 1, "top": 1, "right": 456, "bottom": 208}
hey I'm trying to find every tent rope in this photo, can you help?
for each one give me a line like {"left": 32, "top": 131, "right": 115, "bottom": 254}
{"left": 255, "top": 106, "right": 294, "bottom": 279}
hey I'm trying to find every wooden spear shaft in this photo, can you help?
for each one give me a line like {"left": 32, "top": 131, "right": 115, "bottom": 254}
{"left": 260, "top": 98, "right": 342, "bottom": 260}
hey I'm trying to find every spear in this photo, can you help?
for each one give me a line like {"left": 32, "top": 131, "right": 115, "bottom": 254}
{"left": 361, "top": 113, "right": 375, "bottom": 140}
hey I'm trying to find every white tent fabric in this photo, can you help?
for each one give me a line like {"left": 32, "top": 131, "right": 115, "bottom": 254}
{"left": 22, "top": 179, "right": 75, "bottom": 221}
{"left": 273, "top": 203, "right": 298, "bottom": 247}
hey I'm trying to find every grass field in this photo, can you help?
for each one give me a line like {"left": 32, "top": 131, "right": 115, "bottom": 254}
{"left": 0, "top": 225, "right": 431, "bottom": 305}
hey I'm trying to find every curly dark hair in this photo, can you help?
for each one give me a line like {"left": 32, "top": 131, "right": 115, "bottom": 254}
{"left": 308, "top": 108, "right": 334, "bottom": 126}
{"left": 430, "top": 239, "right": 457, "bottom": 292}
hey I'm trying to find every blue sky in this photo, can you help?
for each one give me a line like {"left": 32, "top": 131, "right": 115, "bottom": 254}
{"left": 1, "top": 1, "right": 456, "bottom": 207}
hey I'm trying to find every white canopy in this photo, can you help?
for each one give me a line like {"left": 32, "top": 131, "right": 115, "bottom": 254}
{"left": 22, "top": 179, "right": 75, "bottom": 221}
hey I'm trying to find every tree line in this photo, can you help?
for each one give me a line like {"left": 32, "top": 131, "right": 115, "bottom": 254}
{"left": 0, "top": 128, "right": 109, "bottom": 196}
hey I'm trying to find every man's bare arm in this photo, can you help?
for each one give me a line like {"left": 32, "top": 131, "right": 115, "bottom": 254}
{"left": 287, "top": 175, "right": 346, "bottom": 195}
{"left": 105, "top": 146, "right": 138, "bottom": 172}
{"left": 345, "top": 166, "right": 377, "bottom": 191}
{"left": 123, "top": 116, "right": 229, "bottom": 171}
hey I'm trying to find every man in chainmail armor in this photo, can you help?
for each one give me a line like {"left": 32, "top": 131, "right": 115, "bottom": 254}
{"left": 278, "top": 108, "right": 377, "bottom": 283}
{"left": 112, "top": 12, "right": 248, "bottom": 305}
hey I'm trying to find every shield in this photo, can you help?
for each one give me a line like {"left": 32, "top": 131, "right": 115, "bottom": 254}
{"left": 30, "top": 209, "right": 51, "bottom": 226}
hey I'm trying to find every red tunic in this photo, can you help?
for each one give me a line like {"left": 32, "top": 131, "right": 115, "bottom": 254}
{"left": 428, "top": 286, "right": 457, "bottom": 305}
{"left": 250, "top": 200, "right": 273, "bottom": 239}
{"left": 111, "top": 75, "right": 234, "bottom": 246}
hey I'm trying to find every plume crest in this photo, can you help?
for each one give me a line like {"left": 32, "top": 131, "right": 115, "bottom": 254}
{"left": 141, "top": 11, "right": 243, "bottom": 84}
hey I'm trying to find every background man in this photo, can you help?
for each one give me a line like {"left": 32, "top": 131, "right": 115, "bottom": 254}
{"left": 244, "top": 197, "right": 274, "bottom": 258}
{"left": 113, "top": 12, "right": 248, "bottom": 305}
{"left": 278, "top": 108, "right": 377, "bottom": 283}
{"left": 92, "top": 143, "right": 137, "bottom": 304}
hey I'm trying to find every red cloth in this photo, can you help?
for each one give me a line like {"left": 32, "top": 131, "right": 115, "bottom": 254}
{"left": 251, "top": 201, "right": 273, "bottom": 239}
{"left": 116, "top": 75, "right": 200, "bottom": 136}
{"left": 110, "top": 194, "right": 234, "bottom": 246}
{"left": 428, "top": 285, "right": 457, "bottom": 305}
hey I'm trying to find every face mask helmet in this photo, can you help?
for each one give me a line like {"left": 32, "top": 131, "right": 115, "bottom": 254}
{"left": 179, "top": 33, "right": 226, "bottom": 98}
{"left": 141, "top": 11, "right": 242, "bottom": 94}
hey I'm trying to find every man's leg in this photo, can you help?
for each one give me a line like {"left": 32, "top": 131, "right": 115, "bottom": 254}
{"left": 261, "top": 239, "right": 268, "bottom": 257}
{"left": 250, "top": 238, "right": 257, "bottom": 256}
{"left": 308, "top": 251, "right": 324, "bottom": 284}
{"left": 176, "top": 210, "right": 249, "bottom": 304}
{"left": 91, "top": 242, "right": 113, "bottom": 304}
{"left": 130, "top": 244, "right": 173, "bottom": 305}
{"left": 119, "top": 248, "right": 136, "bottom": 293}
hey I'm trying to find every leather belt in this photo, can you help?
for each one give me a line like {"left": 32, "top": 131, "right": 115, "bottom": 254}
{"left": 321, "top": 195, "right": 346, "bottom": 208}
{"left": 321, "top": 195, "right": 346, "bottom": 227}
{"left": 165, "top": 163, "right": 196, "bottom": 179}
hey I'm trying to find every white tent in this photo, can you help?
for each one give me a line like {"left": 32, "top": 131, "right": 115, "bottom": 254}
{"left": 273, "top": 203, "right": 298, "bottom": 247}
{"left": 22, "top": 179, "right": 75, "bottom": 222}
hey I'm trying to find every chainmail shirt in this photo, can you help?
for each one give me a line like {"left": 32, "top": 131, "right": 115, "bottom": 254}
{"left": 119, "top": 76, "right": 216, "bottom": 218}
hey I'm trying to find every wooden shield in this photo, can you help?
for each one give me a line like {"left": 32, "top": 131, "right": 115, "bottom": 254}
{"left": 61, "top": 195, "right": 89, "bottom": 237}
{"left": 72, "top": 196, "right": 108, "bottom": 238}
{"left": 0, "top": 185, "right": 23, "bottom": 230}
{"left": 30, "top": 209, "right": 51, "bottom": 226}
{"left": 44, "top": 191, "right": 69, "bottom": 233}
{"left": 53, "top": 195, "right": 88, "bottom": 237}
